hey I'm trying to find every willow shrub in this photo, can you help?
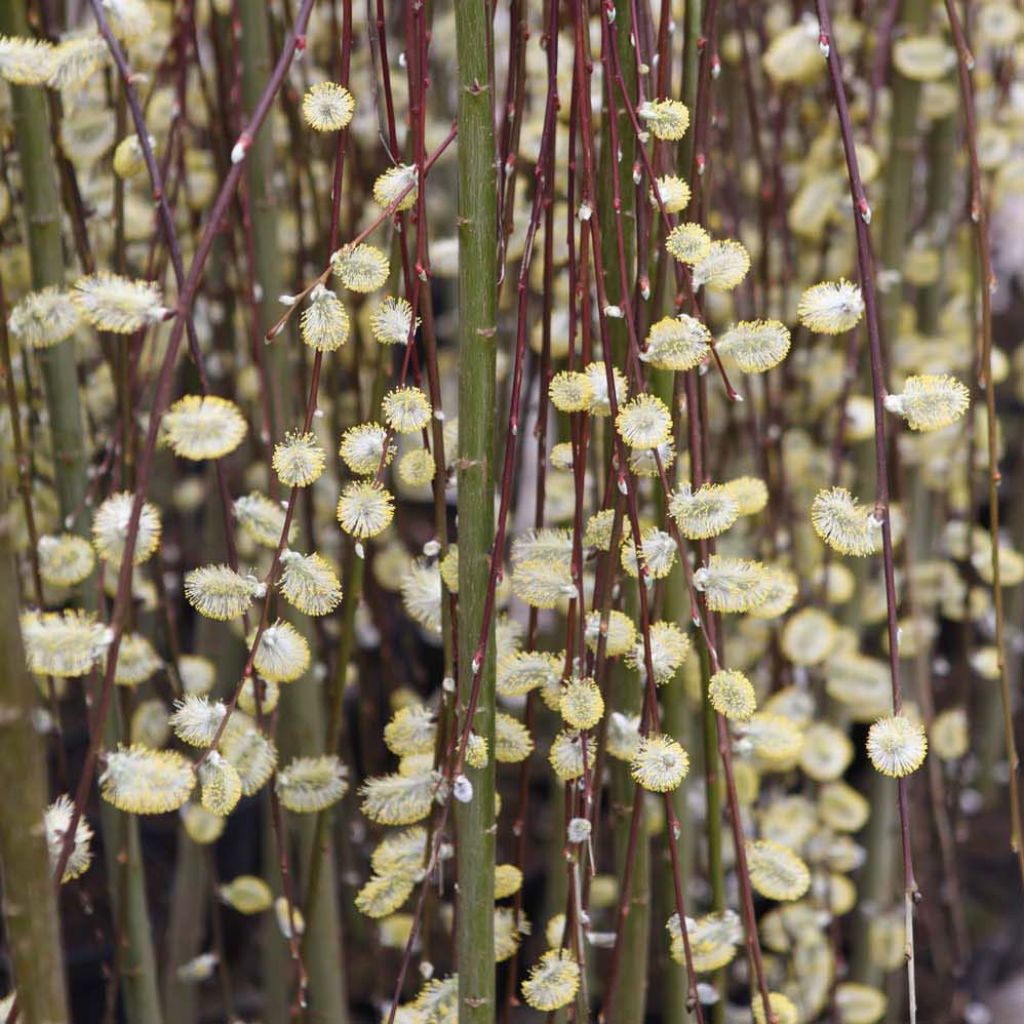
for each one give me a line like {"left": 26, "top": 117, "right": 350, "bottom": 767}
{"left": 0, "top": 1, "right": 1023, "bottom": 1023}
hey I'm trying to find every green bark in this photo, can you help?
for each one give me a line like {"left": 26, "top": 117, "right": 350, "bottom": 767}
{"left": 0, "top": 4, "right": 162, "bottom": 1022}
{"left": 454, "top": 0, "right": 499, "bottom": 1015}
{"left": 276, "top": 667, "right": 349, "bottom": 1024}
{"left": 598, "top": 0, "right": 637, "bottom": 373}
{"left": 679, "top": 0, "right": 702, "bottom": 179}
{"left": 917, "top": 109, "right": 956, "bottom": 335}
{"left": 699, "top": 631, "right": 726, "bottom": 1024}
{"left": 233, "top": 6, "right": 347, "bottom": 1019}
{"left": 851, "top": 0, "right": 929, "bottom": 987}
{"left": 164, "top": 491, "right": 243, "bottom": 1023}
{"left": 851, "top": 772, "right": 897, "bottom": 986}
{"left": 598, "top": 5, "right": 644, "bottom": 1019}
{"left": 0, "top": 462, "right": 69, "bottom": 1024}
{"left": 0, "top": 0, "right": 88, "bottom": 535}
{"left": 237, "top": 0, "right": 288, "bottom": 439}
{"left": 162, "top": 832, "right": 207, "bottom": 1024}
{"left": 658, "top": 560, "right": 695, "bottom": 1019}
{"left": 608, "top": 631, "right": 650, "bottom": 1024}
{"left": 878, "top": 0, "right": 930, "bottom": 351}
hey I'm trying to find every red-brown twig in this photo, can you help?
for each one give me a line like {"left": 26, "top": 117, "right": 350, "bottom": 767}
{"left": 942, "top": 0, "right": 1024, "bottom": 895}
{"left": 816, "top": 3, "right": 920, "bottom": 1018}
{"left": 50, "top": 0, "right": 317, "bottom": 904}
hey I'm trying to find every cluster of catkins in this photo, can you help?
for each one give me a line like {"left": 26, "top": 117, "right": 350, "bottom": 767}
{"left": 2, "top": 0, "right": 1023, "bottom": 1022}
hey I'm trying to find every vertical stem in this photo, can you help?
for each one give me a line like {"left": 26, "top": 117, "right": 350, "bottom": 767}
{"left": 679, "top": 0, "right": 702, "bottom": 179}
{"left": 608, "top": 594, "right": 650, "bottom": 1024}
{"left": 916, "top": 108, "right": 956, "bottom": 335}
{"left": 276, "top": 670, "right": 350, "bottom": 1023}
{"left": 658, "top": 580, "right": 695, "bottom": 1018}
{"left": 454, "top": 0, "right": 499, "bottom": 1018}
{"left": 233, "top": 3, "right": 349, "bottom": 1019}
{"left": 0, "top": 464, "right": 69, "bottom": 1024}
{"left": 0, "top": 0, "right": 89, "bottom": 536}
{"left": 164, "top": 502, "right": 245, "bottom": 1024}
{"left": 0, "top": 4, "right": 163, "bottom": 1023}
{"left": 238, "top": 0, "right": 288, "bottom": 438}
{"left": 851, "top": 0, "right": 928, "bottom": 990}
{"left": 594, "top": 5, "right": 647, "bottom": 1012}
{"left": 942, "top": 0, "right": 1024, "bottom": 893}
{"left": 851, "top": 773, "right": 896, "bottom": 985}
{"left": 816, "top": 2, "right": 920, "bottom": 1016}
{"left": 876, "top": 0, "right": 928, "bottom": 351}
{"left": 161, "top": 834, "right": 207, "bottom": 1024}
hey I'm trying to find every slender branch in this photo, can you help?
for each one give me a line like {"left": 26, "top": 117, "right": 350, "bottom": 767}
{"left": 815, "top": 3, "right": 920, "bottom": 1018}
{"left": 942, "top": 0, "right": 1024, "bottom": 892}
{"left": 49, "top": 0, "right": 317, "bottom": 903}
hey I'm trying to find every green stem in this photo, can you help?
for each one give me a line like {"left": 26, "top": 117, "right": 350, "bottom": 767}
{"left": 162, "top": 832, "right": 207, "bottom": 1024}
{"left": 608, "top": 594, "right": 650, "bottom": 1024}
{"left": 0, "top": 464, "right": 68, "bottom": 1024}
{"left": 238, "top": 0, "right": 288, "bottom": 439}
{"left": 454, "top": 0, "right": 499, "bottom": 1014}
{"left": 594, "top": 15, "right": 648, "bottom": 1009}
{"left": 916, "top": 108, "right": 956, "bottom": 335}
{"left": 851, "top": 769, "right": 897, "bottom": 987}
{"left": 276, "top": 670, "right": 349, "bottom": 1024}
{"left": 0, "top": 4, "right": 162, "bottom": 1022}
{"left": 654, "top": 349, "right": 691, "bottom": 1016}
{"left": 598, "top": 0, "right": 636, "bottom": 375}
{"left": 679, "top": 0, "right": 702, "bottom": 179}
{"left": 0, "top": 0, "right": 89, "bottom": 535}
{"left": 164, "top": 489, "right": 245, "bottom": 1023}
{"left": 699, "top": 630, "right": 726, "bottom": 1024}
{"left": 234, "top": 5, "right": 348, "bottom": 1019}
{"left": 877, "top": 0, "right": 929, "bottom": 349}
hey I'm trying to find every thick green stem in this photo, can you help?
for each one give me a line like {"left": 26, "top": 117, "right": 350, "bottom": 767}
{"left": 598, "top": 0, "right": 636, "bottom": 374}
{"left": 238, "top": 0, "right": 288, "bottom": 439}
{"left": 917, "top": 108, "right": 957, "bottom": 335}
{"left": 261, "top": 666, "right": 349, "bottom": 1024}
{"left": 164, "top": 490, "right": 244, "bottom": 1023}
{"left": 162, "top": 832, "right": 207, "bottom": 1024}
{"left": 0, "top": 4, "right": 162, "bottom": 1022}
{"left": 107, "top": 816, "right": 164, "bottom": 1024}
{"left": 699, "top": 631, "right": 726, "bottom": 1024}
{"left": 658, "top": 684, "right": 693, "bottom": 1018}
{"left": 0, "top": 466, "right": 68, "bottom": 1024}
{"left": 849, "top": 0, "right": 928, "bottom": 988}
{"left": 277, "top": 670, "right": 349, "bottom": 1024}
{"left": 679, "top": 0, "right": 702, "bottom": 179}
{"left": 877, "top": 0, "right": 929, "bottom": 353}
{"left": 656, "top": 384, "right": 693, "bottom": 1021}
{"left": 595, "top": 15, "right": 647, "bottom": 1011}
{"left": 0, "top": 0, "right": 88, "bottom": 532}
{"left": 454, "top": 0, "right": 498, "bottom": 1015}
{"left": 234, "top": 6, "right": 347, "bottom": 1019}
{"left": 608, "top": 596, "right": 650, "bottom": 1024}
